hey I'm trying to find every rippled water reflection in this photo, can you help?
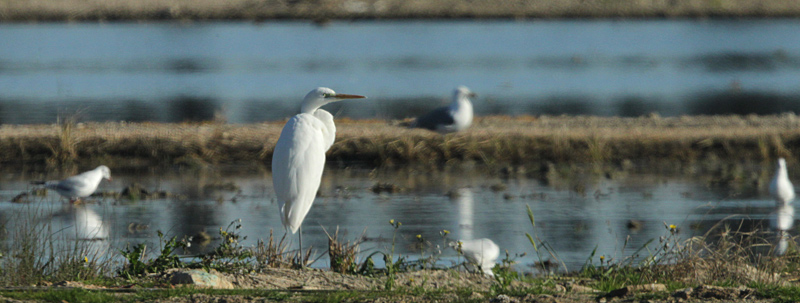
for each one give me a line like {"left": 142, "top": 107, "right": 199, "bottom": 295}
{"left": 0, "top": 162, "right": 794, "bottom": 272}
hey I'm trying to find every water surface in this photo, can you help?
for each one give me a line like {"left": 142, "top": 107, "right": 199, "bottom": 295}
{"left": 2, "top": 20, "right": 800, "bottom": 124}
{"left": 0, "top": 163, "right": 793, "bottom": 272}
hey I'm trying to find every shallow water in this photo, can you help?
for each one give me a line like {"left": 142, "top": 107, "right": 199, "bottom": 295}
{"left": 2, "top": 20, "right": 800, "bottom": 124}
{"left": 0, "top": 162, "right": 793, "bottom": 273}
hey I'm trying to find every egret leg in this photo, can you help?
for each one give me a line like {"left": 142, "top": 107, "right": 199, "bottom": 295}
{"left": 298, "top": 226, "right": 304, "bottom": 267}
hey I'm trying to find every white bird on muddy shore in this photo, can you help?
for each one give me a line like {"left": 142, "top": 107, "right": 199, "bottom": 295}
{"left": 452, "top": 238, "right": 500, "bottom": 276}
{"left": 272, "top": 87, "right": 366, "bottom": 259}
{"left": 769, "top": 158, "right": 795, "bottom": 204}
{"left": 32, "top": 165, "right": 112, "bottom": 203}
{"left": 411, "top": 86, "right": 475, "bottom": 134}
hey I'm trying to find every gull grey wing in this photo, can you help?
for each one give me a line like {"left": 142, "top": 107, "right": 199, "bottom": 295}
{"left": 413, "top": 106, "right": 454, "bottom": 130}
{"left": 55, "top": 176, "right": 89, "bottom": 191}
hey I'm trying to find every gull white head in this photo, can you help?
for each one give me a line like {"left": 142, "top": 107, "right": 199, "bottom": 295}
{"left": 454, "top": 86, "right": 476, "bottom": 101}
{"left": 96, "top": 165, "right": 112, "bottom": 181}
{"left": 300, "top": 87, "right": 366, "bottom": 114}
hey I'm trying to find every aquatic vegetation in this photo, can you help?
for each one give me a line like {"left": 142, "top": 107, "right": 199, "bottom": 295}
{"left": 3, "top": 191, "right": 800, "bottom": 303}
{"left": 118, "top": 231, "right": 188, "bottom": 278}
{"left": 0, "top": 204, "right": 114, "bottom": 286}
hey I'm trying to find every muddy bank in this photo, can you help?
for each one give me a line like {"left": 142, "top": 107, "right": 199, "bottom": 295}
{"left": 1, "top": 0, "right": 800, "bottom": 22}
{"left": 0, "top": 114, "right": 798, "bottom": 169}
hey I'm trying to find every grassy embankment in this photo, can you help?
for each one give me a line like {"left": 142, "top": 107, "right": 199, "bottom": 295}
{"left": 1, "top": 114, "right": 799, "bottom": 169}
{"left": 1, "top": 0, "right": 800, "bottom": 21}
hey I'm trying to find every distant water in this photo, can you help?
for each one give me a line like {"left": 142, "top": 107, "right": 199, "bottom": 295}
{"left": 2, "top": 20, "right": 800, "bottom": 124}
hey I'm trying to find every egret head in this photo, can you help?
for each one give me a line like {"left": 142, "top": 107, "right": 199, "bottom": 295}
{"left": 301, "top": 87, "right": 366, "bottom": 114}
{"left": 454, "top": 86, "right": 476, "bottom": 100}
{"left": 778, "top": 158, "right": 787, "bottom": 169}
{"left": 97, "top": 165, "right": 112, "bottom": 181}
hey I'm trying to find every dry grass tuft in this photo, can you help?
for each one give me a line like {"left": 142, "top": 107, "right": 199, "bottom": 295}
{"left": 46, "top": 115, "right": 80, "bottom": 166}
{"left": 325, "top": 227, "right": 362, "bottom": 274}
{"left": 583, "top": 219, "right": 800, "bottom": 291}
{"left": 253, "top": 230, "right": 292, "bottom": 269}
{"left": 0, "top": 204, "right": 112, "bottom": 286}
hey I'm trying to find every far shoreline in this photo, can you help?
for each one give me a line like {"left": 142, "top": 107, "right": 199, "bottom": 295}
{"left": 2, "top": 0, "right": 800, "bottom": 22}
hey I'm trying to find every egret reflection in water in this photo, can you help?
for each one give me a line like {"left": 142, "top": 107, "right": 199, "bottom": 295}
{"left": 771, "top": 203, "right": 795, "bottom": 256}
{"left": 455, "top": 188, "right": 474, "bottom": 240}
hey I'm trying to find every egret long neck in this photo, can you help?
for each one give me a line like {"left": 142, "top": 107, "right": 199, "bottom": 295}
{"left": 301, "top": 99, "right": 327, "bottom": 114}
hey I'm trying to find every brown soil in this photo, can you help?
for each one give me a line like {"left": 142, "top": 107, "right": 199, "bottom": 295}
{"left": 1, "top": 0, "right": 800, "bottom": 21}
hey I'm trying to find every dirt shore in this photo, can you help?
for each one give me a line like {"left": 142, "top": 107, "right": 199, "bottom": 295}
{"left": 1, "top": 114, "right": 799, "bottom": 169}
{"left": 0, "top": 268, "right": 780, "bottom": 303}
{"left": 1, "top": 0, "right": 800, "bottom": 21}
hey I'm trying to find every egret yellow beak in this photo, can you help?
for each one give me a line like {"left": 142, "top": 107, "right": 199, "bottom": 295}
{"left": 334, "top": 94, "right": 366, "bottom": 99}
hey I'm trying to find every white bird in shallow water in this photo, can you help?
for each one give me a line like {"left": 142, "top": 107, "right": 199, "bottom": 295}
{"left": 769, "top": 158, "right": 795, "bottom": 204}
{"left": 411, "top": 86, "right": 474, "bottom": 134}
{"left": 33, "top": 165, "right": 112, "bottom": 203}
{"left": 452, "top": 238, "right": 500, "bottom": 276}
{"left": 272, "top": 87, "right": 366, "bottom": 255}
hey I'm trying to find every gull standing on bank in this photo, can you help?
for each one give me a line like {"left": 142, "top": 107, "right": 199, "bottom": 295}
{"left": 411, "top": 86, "right": 474, "bottom": 134}
{"left": 272, "top": 87, "right": 366, "bottom": 257}
{"left": 769, "top": 157, "right": 795, "bottom": 205}
{"left": 33, "top": 165, "right": 112, "bottom": 203}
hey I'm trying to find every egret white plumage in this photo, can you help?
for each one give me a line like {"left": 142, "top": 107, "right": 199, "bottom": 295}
{"left": 769, "top": 158, "right": 795, "bottom": 204}
{"left": 452, "top": 238, "right": 500, "bottom": 276}
{"left": 32, "top": 165, "right": 112, "bottom": 203}
{"left": 411, "top": 86, "right": 474, "bottom": 134}
{"left": 272, "top": 87, "right": 366, "bottom": 256}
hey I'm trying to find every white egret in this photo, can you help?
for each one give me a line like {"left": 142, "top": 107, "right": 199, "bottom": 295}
{"left": 769, "top": 158, "right": 795, "bottom": 204}
{"left": 411, "top": 86, "right": 474, "bottom": 134}
{"left": 32, "top": 165, "right": 112, "bottom": 203}
{"left": 452, "top": 238, "right": 500, "bottom": 276}
{"left": 272, "top": 87, "right": 366, "bottom": 256}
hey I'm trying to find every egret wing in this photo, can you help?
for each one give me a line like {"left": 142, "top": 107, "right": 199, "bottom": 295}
{"left": 312, "top": 109, "right": 336, "bottom": 151}
{"left": 272, "top": 114, "right": 328, "bottom": 234}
